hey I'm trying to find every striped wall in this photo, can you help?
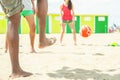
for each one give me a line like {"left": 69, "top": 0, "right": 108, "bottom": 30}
{"left": 0, "top": 13, "right": 108, "bottom": 34}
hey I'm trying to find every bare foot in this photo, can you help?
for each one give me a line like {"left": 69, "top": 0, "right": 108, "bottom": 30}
{"left": 29, "top": 47, "right": 36, "bottom": 53}
{"left": 60, "top": 43, "right": 65, "bottom": 46}
{"left": 9, "top": 71, "right": 32, "bottom": 79}
{"left": 39, "top": 37, "right": 56, "bottom": 48}
{"left": 74, "top": 43, "right": 77, "bottom": 46}
{"left": 30, "top": 49, "right": 36, "bottom": 53}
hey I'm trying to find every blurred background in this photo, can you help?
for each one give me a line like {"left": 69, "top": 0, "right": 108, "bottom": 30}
{"left": 0, "top": 0, "right": 120, "bottom": 25}
{"left": 48, "top": 0, "right": 120, "bottom": 26}
{"left": 0, "top": 0, "right": 120, "bottom": 34}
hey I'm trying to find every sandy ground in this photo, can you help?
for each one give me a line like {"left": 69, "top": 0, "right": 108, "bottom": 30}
{"left": 0, "top": 33, "right": 120, "bottom": 80}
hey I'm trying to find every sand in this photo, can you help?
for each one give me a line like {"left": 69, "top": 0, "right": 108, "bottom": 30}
{"left": 0, "top": 33, "right": 120, "bottom": 80}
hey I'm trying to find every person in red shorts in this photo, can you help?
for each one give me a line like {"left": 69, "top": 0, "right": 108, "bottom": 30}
{"left": 60, "top": 0, "right": 77, "bottom": 45}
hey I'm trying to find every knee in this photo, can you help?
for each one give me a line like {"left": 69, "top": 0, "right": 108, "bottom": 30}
{"left": 32, "top": 27, "right": 36, "bottom": 33}
{"left": 72, "top": 29, "right": 76, "bottom": 33}
{"left": 7, "top": 32, "right": 18, "bottom": 42}
{"left": 30, "top": 25, "right": 36, "bottom": 33}
{"left": 61, "top": 29, "right": 65, "bottom": 33}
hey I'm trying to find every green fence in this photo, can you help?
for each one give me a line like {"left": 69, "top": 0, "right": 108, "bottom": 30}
{"left": 0, "top": 13, "right": 108, "bottom": 34}
{"left": 95, "top": 16, "right": 108, "bottom": 33}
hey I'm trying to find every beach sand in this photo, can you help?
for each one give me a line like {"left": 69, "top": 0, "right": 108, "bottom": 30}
{"left": 0, "top": 33, "right": 120, "bottom": 80}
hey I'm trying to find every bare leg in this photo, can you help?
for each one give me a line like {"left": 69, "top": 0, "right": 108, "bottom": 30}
{"left": 7, "top": 12, "right": 32, "bottom": 79}
{"left": 60, "top": 23, "right": 66, "bottom": 45}
{"left": 25, "top": 15, "right": 36, "bottom": 53}
{"left": 37, "top": 0, "right": 56, "bottom": 48}
{"left": 5, "top": 15, "right": 36, "bottom": 53}
{"left": 37, "top": 0, "right": 47, "bottom": 47}
{"left": 5, "top": 34, "right": 8, "bottom": 53}
{"left": 69, "top": 22, "right": 77, "bottom": 45}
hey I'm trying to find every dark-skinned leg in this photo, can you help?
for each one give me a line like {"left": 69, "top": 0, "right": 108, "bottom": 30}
{"left": 37, "top": 0, "right": 56, "bottom": 48}
{"left": 7, "top": 12, "right": 32, "bottom": 79}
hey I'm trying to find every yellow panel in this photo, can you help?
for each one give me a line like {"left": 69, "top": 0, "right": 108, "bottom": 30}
{"left": 0, "top": 13, "right": 7, "bottom": 34}
{"left": 21, "top": 16, "right": 30, "bottom": 34}
{"left": 81, "top": 15, "right": 95, "bottom": 33}
{"left": 51, "top": 15, "right": 61, "bottom": 33}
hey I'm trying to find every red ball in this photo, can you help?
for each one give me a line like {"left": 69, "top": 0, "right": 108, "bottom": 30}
{"left": 81, "top": 25, "right": 91, "bottom": 37}
{"left": 108, "top": 28, "right": 113, "bottom": 33}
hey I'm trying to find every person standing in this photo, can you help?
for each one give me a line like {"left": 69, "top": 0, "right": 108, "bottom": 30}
{"left": 0, "top": 0, "right": 56, "bottom": 79}
{"left": 0, "top": 0, "right": 32, "bottom": 79}
{"left": 5, "top": 0, "right": 36, "bottom": 53}
{"left": 60, "top": 0, "right": 77, "bottom": 45}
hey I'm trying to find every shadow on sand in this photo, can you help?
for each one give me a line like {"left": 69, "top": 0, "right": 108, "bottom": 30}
{"left": 47, "top": 67, "right": 120, "bottom": 80}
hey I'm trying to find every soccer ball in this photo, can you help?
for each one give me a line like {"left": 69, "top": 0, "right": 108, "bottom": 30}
{"left": 80, "top": 25, "right": 91, "bottom": 37}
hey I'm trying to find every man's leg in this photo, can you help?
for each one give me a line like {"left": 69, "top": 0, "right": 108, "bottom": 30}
{"left": 0, "top": 0, "right": 32, "bottom": 79}
{"left": 37, "top": 0, "right": 48, "bottom": 47}
{"left": 5, "top": 34, "right": 8, "bottom": 53}
{"left": 37, "top": 0, "right": 56, "bottom": 48}
{"left": 7, "top": 12, "right": 32, "bottom": 79}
